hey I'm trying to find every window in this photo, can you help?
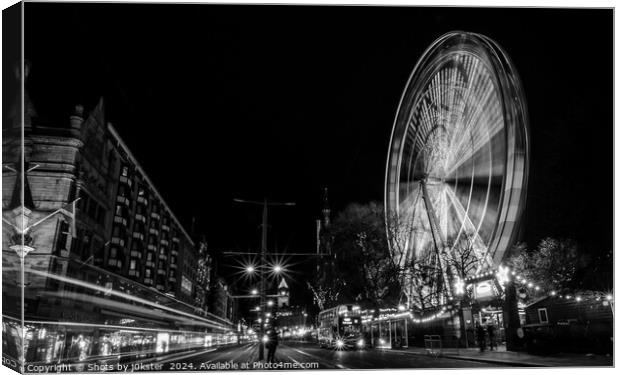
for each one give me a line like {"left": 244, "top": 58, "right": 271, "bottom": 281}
{"left": 121, "top": 166, "right": 129, "bottom": 177}
{"left": 78, "top": 191, "right": 89, "bottom": 211}
{"left": 118, "top": 184, "right": 130, "bottom": 198}
{"left": 131, "top": 241, "right": 142, "bottom": 251}
{"left": 56, "top": 221, "right": 70, "bottom": 251}
{"left": 146, "top": 252, "right": 154, "bottom": 261}
{"left": 145, "top": 269, "right": 152, "bottom": 278}
{"left": 538, "top": 308, "right": 549, "bottom": 324}
{"left": 112, "top": 225, "right": 125, "bottom": 238}
{"left": 130, "top": 260, "right": 136, "bottom": 270}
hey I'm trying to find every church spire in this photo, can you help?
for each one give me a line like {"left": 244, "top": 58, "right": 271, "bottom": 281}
{"left": 322, "top": 187, "right": 330, "bottom": 228}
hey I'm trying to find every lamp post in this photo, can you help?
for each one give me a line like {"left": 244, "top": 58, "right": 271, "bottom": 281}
{"left": 232, "top": 198, "right": 294, "bottom": 361}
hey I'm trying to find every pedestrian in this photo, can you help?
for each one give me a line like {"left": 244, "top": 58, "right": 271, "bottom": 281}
{"left": 487, "top": 324, "right": 496, "bottom": 351}
{"left": 475, "top": 322, "right": 486, "bottom": 352}
{"left": 266, "top": 329, "right": 279, "bottom": 363}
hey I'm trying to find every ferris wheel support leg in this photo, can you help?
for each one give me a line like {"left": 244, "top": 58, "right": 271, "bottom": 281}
{"left": 502, "top": 281, "right": 523, "bottom": 351}
{"left": 420, "top": 179, "right": 455, "bottom": 300}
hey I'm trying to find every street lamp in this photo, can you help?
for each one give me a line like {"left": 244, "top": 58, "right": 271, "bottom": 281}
{"left": 251, "top": 289, "right": 258, "bottom": 295}
{"left": 246, "top": 265, "right": 255, "bottom": 273}
{"left": 232, "top": 197, "right": 295, "bottom": 361}
{"left": 273, "top": 265, "right": 282, "bottom": 273}
{"left": 267, "top": 300, "right": 274, "bottom": 307}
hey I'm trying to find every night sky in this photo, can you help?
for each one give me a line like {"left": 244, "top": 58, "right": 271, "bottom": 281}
{"left": 20, "top": 4, "right": 613, "bottom": 306}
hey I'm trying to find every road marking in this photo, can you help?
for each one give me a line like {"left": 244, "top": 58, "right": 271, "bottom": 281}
{"left": 291, "top": 348, "right": 312, "bottom": 357}
{"left": 287, "top": 355, "right": 302, "bottom": 365}
{"left": 288, "top": 346, "right": 348, "bottom": 369}
{"left": 150, "top": 348, "right": 217, "bottom": 365}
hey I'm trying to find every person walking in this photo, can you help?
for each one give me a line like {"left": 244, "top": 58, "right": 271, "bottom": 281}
{"left": 266, "top": 329, "right": 279, "bottom": 363}
{"left": 487, "top": 324, "right": 496, "bottom": 351}
{"left": 475, "top": 322, "right": 486, "bottom": 352}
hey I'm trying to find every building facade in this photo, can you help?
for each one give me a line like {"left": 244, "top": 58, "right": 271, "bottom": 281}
{"left": 2, "top": 73, "right": 201, "bottom": 306}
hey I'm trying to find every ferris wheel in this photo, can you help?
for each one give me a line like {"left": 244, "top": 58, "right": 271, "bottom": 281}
{"left": 385, "top": 32, "right": 529, "bottom": 306}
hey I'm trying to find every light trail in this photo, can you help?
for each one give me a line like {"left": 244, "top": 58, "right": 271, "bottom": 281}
{"left": 26, "top": 268, "right": 230, "bottom": 330}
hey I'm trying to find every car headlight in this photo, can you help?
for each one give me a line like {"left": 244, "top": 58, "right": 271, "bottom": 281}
{"left": 336, "top": 339, "right": 344, "bottom": 348}
{"left": 357, "top": 339, "right": 364, "bottom": 347}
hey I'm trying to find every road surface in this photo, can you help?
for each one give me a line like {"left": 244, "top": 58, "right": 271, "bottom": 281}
{"left": 147, "top": 341, "right": 504, "bottom": 370}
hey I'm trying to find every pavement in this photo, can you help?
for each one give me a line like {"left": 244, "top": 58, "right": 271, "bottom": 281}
{"left": 385, "top": 344, "right": 614, "bottom": 367}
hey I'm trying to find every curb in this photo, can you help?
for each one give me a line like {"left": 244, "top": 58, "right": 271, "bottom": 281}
{"left": 439, "top": 354, "right": 544, "bottom": 367}
{"left": 382, "top": 349, "right": 545, "bottom": 367}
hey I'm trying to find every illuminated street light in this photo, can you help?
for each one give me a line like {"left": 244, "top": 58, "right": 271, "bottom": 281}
{"left": 398, "top": 304, "right": 406, "bottom": 312}
{"left": 454, "top": 277, "right": 465, "bottom": 295}
{"left": 267, "top": 300, "right": 274, "bottom": 307}
{"left": 273, "top": 265, "right": 282, "bottom": 273}
{"left": 246, "top": 265, "right": 255, "bottom": 273}
{"left": 251, "top": 289, "right": 258, "bottom": 295}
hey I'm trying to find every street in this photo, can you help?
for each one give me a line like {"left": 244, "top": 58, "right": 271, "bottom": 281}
{"left": 150, "top": 342, "right": 503, "bottom": 370}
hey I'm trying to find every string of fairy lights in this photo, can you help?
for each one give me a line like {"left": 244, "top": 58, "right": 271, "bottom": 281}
{"left": 361, "top": 265, "right": 613, "bottom": 325}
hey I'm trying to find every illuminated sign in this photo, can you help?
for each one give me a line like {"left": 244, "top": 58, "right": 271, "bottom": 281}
{"left": 474, "top": 280, "right": 497, "bottom": 301}
{"left": 181, "top": 276, "right": 192, "bottom": 295}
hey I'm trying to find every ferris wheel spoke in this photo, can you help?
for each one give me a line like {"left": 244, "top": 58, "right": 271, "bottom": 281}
{"left": 448, "top": 182, "right": 500, "bottom": 246}
{"left": 445, "top": 115, "right": 504, "bottom": 178}
{"left": 444, "top": 130, "right": 506, "bottom": 183}
{"left": 444, "top": 185, "right": 489, "bottom": 250}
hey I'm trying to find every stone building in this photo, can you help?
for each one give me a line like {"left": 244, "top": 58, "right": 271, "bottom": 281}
{"left": 2, "top": 66, "right": 202, "bottom": 307}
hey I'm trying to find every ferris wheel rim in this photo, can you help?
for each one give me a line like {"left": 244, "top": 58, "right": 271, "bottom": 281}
{"left": 385, "top": 31, "right": 530, "bottom": 276}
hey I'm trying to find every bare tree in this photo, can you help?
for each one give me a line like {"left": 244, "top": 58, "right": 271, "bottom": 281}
{"left": 448, "top": 232, "right": 480, "bottom": 279}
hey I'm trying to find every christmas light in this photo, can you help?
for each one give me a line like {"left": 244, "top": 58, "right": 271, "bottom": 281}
{"left": 454, "top": 277, "right": 465, "bottom": 295}
{"left": 497, "top": 265, "right": 510, "bottom": 285}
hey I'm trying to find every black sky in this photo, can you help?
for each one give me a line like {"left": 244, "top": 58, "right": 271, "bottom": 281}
{"left": 21, "top": 4, "right": 613, "bottom": 306}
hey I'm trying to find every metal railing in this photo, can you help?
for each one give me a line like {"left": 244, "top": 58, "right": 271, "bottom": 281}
{"left": 424, "top": 334, "right": 442, "bottom": 357}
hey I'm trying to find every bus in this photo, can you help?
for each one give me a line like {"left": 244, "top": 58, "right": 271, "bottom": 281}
{"left": 317, "top": 304, "right": 364, "bottom": 350}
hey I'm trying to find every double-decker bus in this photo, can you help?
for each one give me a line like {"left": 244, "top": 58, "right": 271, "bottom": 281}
{"left": 317, "top": 304, "right": 364, "bottom": 350}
